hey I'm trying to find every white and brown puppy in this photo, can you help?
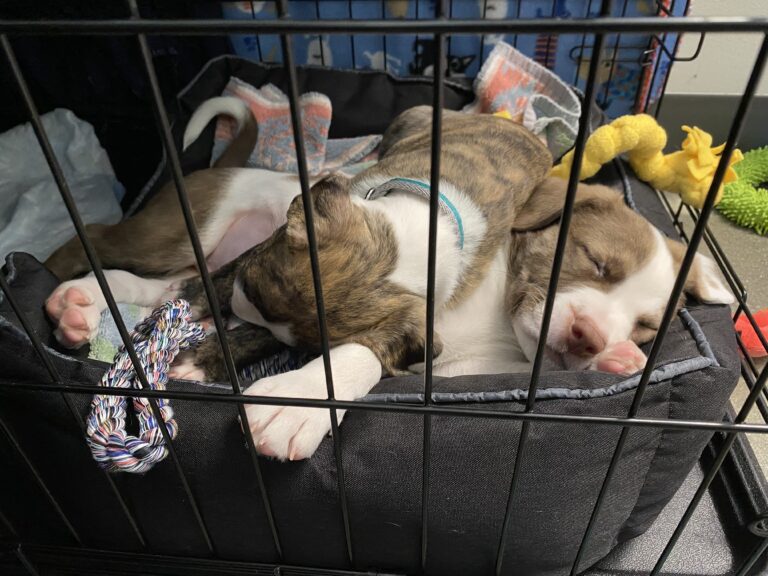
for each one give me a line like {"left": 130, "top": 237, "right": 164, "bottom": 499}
{"left": 44, "top": 98, "right": 733, "bottom": 460}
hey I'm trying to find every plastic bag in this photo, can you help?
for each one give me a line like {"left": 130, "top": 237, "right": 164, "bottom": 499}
{"left": 0, "top": 108, "right": 124, "bottom": 262}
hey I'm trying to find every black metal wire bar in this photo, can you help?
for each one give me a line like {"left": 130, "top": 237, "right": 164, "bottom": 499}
{"left": 570, "top": 45, "right": 649, "bottom": 65}
{"left": 0, "top": 32, "right": 215, "bottom": 554}
{"left": 14, "top": 546, "right": 41, "bottom": 576}
{"left": 651, "top": 30, "right": 705, "bottom": 62}
{"left": 642, "top": 0, "right": 679, "bottom": 110}
{"left": 421, "top": 3, "right": 446, "bottom": 569}
{"left": 657, "top": 194, "right": 753, "bottom": 328}
{"left": 735, "top": 349, "right": 768, "bottom": 424}
{"left": 648, "top": 199, "right": 759, "bottom": 392}
{"left": 680, "top": 206, "right": 768, "bottom": 362}
{"left": 521, "top": 1, "right": 610, "bottom": 412}
{"left": 572, "top": 0, "right": 595, "bottom": 87}
{"left": 735, "top": 537, "right": 768, "bottom": 576}
{"left": 495, "top": 3, "right": 611, "bottom": 573}
{"left": 480, "top": 0, "right": 489, "bottom": 58}
{"left": 697, "top": 233, "right": 742, "bottom": 307}
{"left": 381, "top": 0, "right": 388, "bottom": 73}
{"left": 248, "top": 1, "right": 264, "bottom": 62}
{"left": 580, "top": 33, "right": 768, "bottom": 576}
{"left": 600, "top": 0, "right": 630, "bottom": 106}
{"left": 656, "top": 186, "right": 690, "bottom": 242}
{"left": 698, "top": 225, "right": 746, "bottom": 304}
{"left": 275, "top": 0, "right": 353, "bottom": 565}
{"left": 654, "top": 31, "right": 704, "bottom": 66}
{"left": 6, "top": 378, "right": 768, "bottom": 433}
{"left": 542, "top": 0, "right": 558, "bottom": 71}
{"left": 448, "top": 0, "right": 455, "bottom": 67}
{"left": 0, "top": 274, "right": 147, "bottom": 548}
{"left": 512, "top": 1, "right": 523, "bottom": 49}
{"left": 4, "top": 16, "right": 768, "bottom": 36}
{"left": 314, "top": 0, "right": 325, "bottom": 66}
{"left": 347, "top": 0, "right": 355, "bottom": 69}
{"left": 684, "top": 203, "right": 749, "bottom": 303}
{"left": 127, "top": 0, "right": 282, "bottom": 558}
{"left": 21, "top": 543, "right": 403, "bottom": 576}
{"left": 738, "top": 337, "right": 762, "bottom": 384}
{"left": 736, "top": 319, "right": 763, "bottom": 381}
{"left": 673, "top": 197, "right": 685, "bottom": 221}
{"left": 0, "top": 506, "right": 17, "bottom": 538}
{"left": 633, "top": 29, "right": 661, "bottom": 113}
{"left": 732, "top": 314, "right": 765, "bottom": 391}
{"left": 652, "top": 365, "right": 768, "bottom": 574}
{"left": 0, "top": 416, "right": 81, "bottom": 545}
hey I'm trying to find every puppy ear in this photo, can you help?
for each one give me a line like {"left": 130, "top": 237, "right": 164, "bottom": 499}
{"left": 512, "top": 178, "right": 621, "bottom": 233}
{"left": 286, "top": 174, "right": 353, "bottom": 248}
{"left": 665, "top": 239, "right": 734, "bottom": 304}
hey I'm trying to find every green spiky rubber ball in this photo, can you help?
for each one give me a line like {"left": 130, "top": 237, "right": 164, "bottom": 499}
{"left": 717, "top": 146, "right": 768, "bottom": 235}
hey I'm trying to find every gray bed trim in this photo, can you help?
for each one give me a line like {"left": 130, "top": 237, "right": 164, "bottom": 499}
{"left": 359, "top": 306, "right": 718, "bottom": 405}
{"left": 359, "top": 355, "right": 714, "bottom": 405}
{"left": 679, "top": 307, "right": 718, "bottom": 366}
{"left": 0, "top": 249, "right": 722, "bottom": 403}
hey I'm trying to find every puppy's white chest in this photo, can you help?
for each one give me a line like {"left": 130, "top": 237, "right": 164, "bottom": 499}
{"left": 432, "top": 245, "right": 530, "bottom": 376}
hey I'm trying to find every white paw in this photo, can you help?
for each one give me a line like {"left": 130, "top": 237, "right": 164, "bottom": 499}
{"left": 45, "top": 281, "right": 103, "bottom": 348}
{"left": 593, "top": 340, "right": 647, "bottom": 375}
{"left": 243, "top": 374, "right": 339, "bottom": 461}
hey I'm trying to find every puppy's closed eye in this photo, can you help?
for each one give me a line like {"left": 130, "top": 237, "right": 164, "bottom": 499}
{"left": 631, "top": 317, "right": 660, "bottom": 344}
{"left": 579, "top": 244, "right": 607, "bottom": 278}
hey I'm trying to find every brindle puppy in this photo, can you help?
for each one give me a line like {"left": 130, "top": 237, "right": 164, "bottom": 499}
{"left": 43, "top": 99, "right": 732, "bottom": 460}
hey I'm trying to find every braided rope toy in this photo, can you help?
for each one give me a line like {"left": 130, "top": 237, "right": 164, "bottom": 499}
{"left": 717, "top": 146, "right": 768, "bottom": 236}
{"left": 86, "top": 300, "right": 206, "bottom": 473}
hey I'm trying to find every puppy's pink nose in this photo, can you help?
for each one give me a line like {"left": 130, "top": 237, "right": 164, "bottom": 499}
{"left": 567, "top": 316, "right": 606, "bottom": 357}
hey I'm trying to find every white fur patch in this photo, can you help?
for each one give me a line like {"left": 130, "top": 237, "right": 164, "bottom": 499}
{"left": 183, "top": 96, "right": 250, "bottom": 151}
{"left": 351, "top": 175, "right": 488, "bottom": 307}
{"left": 430, "top": 243, "right": 532, "bottom": 376}
{"left": 693, "top": 253, "right": 735, "bottom": 304}
{"left": 231, "top": 277, "right": 297, "bottom": 346}
{"left": 197, "top": 170, "right": 302, "bottom": 269}
{"left": 243, "top": 343, "right": 382, "bottom": 461}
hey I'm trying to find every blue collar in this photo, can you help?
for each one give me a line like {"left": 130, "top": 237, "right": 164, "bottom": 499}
{"left": 365, "top": 177, "right": 465, "bottom": 250}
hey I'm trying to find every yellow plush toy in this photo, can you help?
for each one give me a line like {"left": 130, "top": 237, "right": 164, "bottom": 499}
{"left": 550, "top": 114, "right": 743, "bottom": 209}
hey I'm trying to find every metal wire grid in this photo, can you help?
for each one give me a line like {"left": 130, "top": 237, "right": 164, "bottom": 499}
{"left": 0, "top": 2, "right": 767, "bottom": 575}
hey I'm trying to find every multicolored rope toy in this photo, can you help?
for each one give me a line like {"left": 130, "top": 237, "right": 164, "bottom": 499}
{"left": 85, "top": 300, "right": 206, "bottom": 473}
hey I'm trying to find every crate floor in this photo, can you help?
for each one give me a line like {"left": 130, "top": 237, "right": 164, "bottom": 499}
{"left": 590, "top": 463, "right": 734, "bottom": 575}
{"left": 0, "top": 464, "right": 741, "bottom": 576}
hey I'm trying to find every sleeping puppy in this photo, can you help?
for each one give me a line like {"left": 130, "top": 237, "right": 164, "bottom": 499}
{"left": 44, "top": 99, "right": 733, "bottom": 460}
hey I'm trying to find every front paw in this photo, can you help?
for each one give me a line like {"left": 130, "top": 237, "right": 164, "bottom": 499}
{"left": 593, "top": 341, "right": 647, "bottom": 375}
{"left": 169, "top": 278, "right": 209, "bottom": 320}
{"left": 169, "top": 335, "right": 222, "bottom": 382}
{"left": 243, "top": 376, "right": 337, "bottom": 461}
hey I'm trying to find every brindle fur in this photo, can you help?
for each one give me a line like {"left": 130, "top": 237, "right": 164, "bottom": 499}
{"left": 184, "top": 322, "right": 284, "bottom": 383}
{"left": 368, "top": 107, "right": 553, "bottom": 304}
{"left": 166, "top": 108, "right": 552, "bottom": 375}
{"left": 44, "top": 109, "right": 259, "bottom": 281}
{"left": 235, "top": 177, "right": 443, "bottom": 374}
{"left": 230, "top": 108, "right": 553, "bottom": 374}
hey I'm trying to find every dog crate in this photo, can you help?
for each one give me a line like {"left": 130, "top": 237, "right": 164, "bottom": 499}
{"left": 0, "top": 1, "right": 767, "bottom": 575}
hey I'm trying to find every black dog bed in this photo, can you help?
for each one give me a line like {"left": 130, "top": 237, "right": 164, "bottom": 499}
{"left": 0, "top": 59, "right": 739, "bottom": 576}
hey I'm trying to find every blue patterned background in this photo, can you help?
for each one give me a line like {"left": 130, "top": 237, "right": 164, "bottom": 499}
{"left": 222, "top": 1, "right": 689, "bottom": 118}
